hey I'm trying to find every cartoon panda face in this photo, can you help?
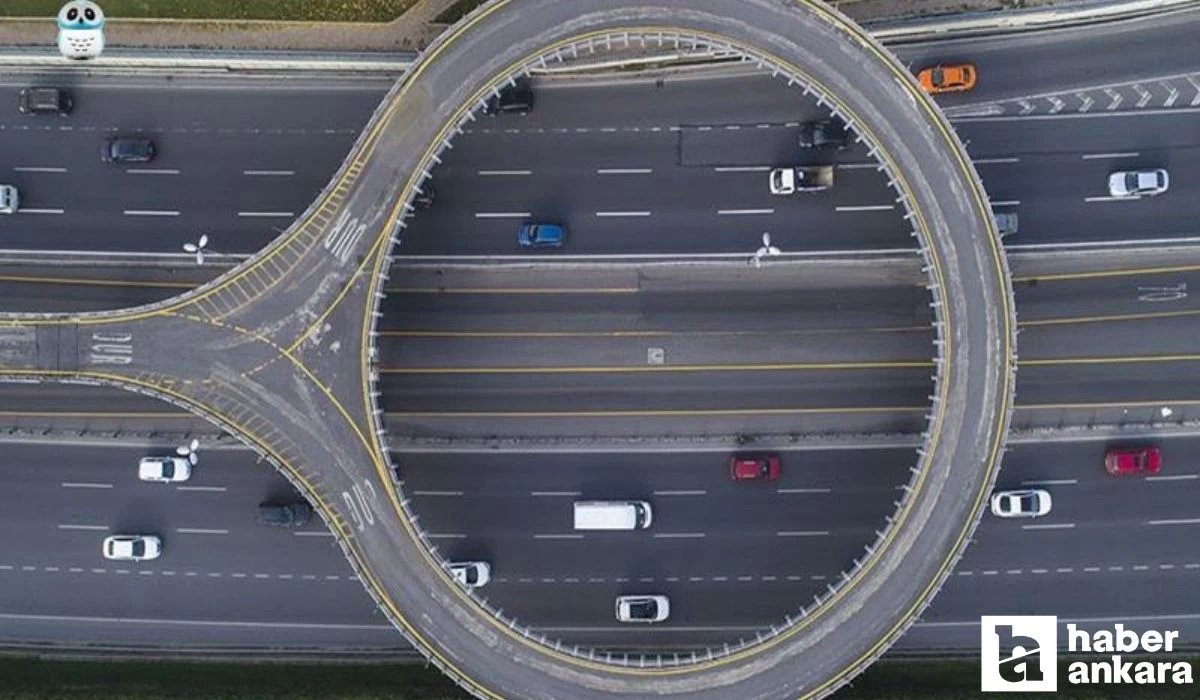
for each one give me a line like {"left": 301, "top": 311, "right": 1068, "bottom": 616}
{"left": 57, "top": 1, "right": 105, "bottom": 31}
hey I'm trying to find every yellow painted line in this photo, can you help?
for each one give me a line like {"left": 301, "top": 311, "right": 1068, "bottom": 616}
{"left": 384, "top": 286, "right": 639, "bottom": 294}
{"left": 0, "top": 410, "right": 186, "bottom": 418}
{"left": 0, "top": 274, "right": 193, "bottom": 289}
{"left": 380, "top": 325, "right": 930, "bottom": 338}
{"left": 1020, "top": 308, "right": 1200, "bottom": 328}
{"left": 0, "top": 399, "right": 1196, "bottom": 419}
{"left": 1014, "top": 263, "right": 1200, "bottom": 283}
{"left": 379, "top": 360, "right": 931, "bottom": 374}
{"left": 385, "top": 405, "right": 926, "bottom": 418}
{"left": 1023, "top": 354, "right": 1200, "bottom": 367}
{"left": 1019, "top": 399, "right": 1200, "bottom": 410}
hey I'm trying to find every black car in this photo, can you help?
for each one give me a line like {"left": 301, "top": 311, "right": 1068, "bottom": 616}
{"left": 257, "top": 501, "right": 313, "bottom": 527}
{"left": 483, "top": 79, "right": 534, "bottom": 116}
{"left": 798, "top": 119, "right": 850, "bottom": 150}
{"left": 101, "top": 137, "right": 156, "bottom": 163}
{"left": 18, "top": 87, "right": 73, "bottom": 116}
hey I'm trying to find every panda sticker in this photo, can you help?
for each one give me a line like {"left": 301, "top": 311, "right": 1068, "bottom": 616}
{"left": 57, "top": 1, "right": 105, "bottom": 61}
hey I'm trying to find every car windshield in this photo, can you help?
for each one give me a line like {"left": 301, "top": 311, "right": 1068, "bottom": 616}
{"left": 130, "top": 541, "right": 145, "bottom": 556}
{"left": 1017, "top": 495, "right": 1036, "bottom": 511}
{"left": 1126, "top": 173, "right": 1140, "bottom": 190}
{"left": 631, "top": 601, "right": 654, "bottom": 618}
{"left": 161, "top": 462, "right": 174, "bottom": 478}
{"left": 932, "top": 68, "right": 945, "bottom": 84}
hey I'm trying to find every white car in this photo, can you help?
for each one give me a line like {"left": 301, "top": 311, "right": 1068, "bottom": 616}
{"left": 138, "top": 456, "right": 191, "bottom": 483}
{"left": 102, "top": 535, "right": 162, "bottom": 562}
{"left": 990, "top": 489, "right": 1052, "bottom": 519}
{"left": 1108, "top": 169, "right": 1169, "bottom": 198}
{"left": 0, "top": 185, "right": 18, "bottom": 214}
{"left": 615, "top": 595, "right": 670, "bottom": 623}
{"left": 449, "top": 561, "right": 491, "bottom": 588}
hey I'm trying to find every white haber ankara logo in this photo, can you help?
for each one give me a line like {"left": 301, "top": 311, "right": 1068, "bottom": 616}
{"left": 981, "top": 615, "right": 1058, "bottom": 692}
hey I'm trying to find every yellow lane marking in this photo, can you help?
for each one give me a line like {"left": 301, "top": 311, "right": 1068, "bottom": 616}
{"left": 1023, "top": 354, "right": 1200, "bottom": 367}
{"left": 380, "top": 325, "right": 930, "bottom": 338}
{"left": 1021, "top": 308, "right": 1200, "bottom": 327}
{"left": 0, "top": 274, "right": 193, "bottom": 289}
{"left": 385, "top": 406, "right": 925, "bottom": 418}
{"left": 0, "top": 410, "right": 187, "bottom": 418}
{"left": 1014, "top": 263, "right": 1200, "bottom": 283}
{"left": 385, "top": 286, "right": 639, "bottom": 294}
{"left": 379, "top": 361, "right": 932, "bottom": 374}
{"left": 0, "top": 398, "right": 1192, "bottom": 420}
{"left": 1021, "top": 399, "right": 1200, "bottom": 410}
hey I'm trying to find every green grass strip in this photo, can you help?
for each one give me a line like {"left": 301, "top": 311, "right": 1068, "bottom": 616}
{"left": 0, "top": 1, "right": 419, "bottom": 22}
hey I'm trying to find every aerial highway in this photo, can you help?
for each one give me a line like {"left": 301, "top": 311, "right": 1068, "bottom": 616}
{"left": 1, "top": 243, "right": 1199, "bottom": 652}
{"left": 0, "top": 0, "right": 1017, "bottom": 698}
{"left": 4, "top": 436, "right": 1200, "bottom": 654}
{"left": 0, "top": 6, "right": 1198, "bottom": 255}
{"left": 2, "top": 0, "right": 1198, "bottom": 697}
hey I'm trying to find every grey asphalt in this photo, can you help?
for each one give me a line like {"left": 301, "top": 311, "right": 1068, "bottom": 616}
{"left": 5, "top": 437, "right": 1200, "bottom": 654}
{"left": 0, "top": 0, "right": 1019, "bottom": 697}
{"left": 1, "top": 3, "right": 1197, "bottom": 694}
{"left": 1, "top": 8, "right": 1199, "bottom": 256}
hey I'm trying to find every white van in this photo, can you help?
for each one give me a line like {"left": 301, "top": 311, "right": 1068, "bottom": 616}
{"left": 573, "top": 501, "right": 652, "bottom": 530}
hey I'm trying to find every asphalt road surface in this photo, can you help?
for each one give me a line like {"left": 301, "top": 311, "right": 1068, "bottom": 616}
{"left": 0, "top": 1, "right": 1197, "bottom": 678}
{"left": 0, "top": 6, "right": 1197, "bottom": 255}
{"left": 4, "top": 437, "right": 1200, "bottom": 653}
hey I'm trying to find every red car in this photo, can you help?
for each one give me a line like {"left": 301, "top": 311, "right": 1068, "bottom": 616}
{"left": 1105, "top": 445, "right": 1162, "bottom": 475}
{"left": 730, "top": 454, "right": 781, "bottom": 481}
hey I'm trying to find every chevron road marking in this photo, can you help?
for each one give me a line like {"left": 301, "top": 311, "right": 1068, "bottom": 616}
{"left": 1132, "top": 83, "right": 1151, "bottom": 108}
{"left": 1105, "top": 88, "right": 1122, "bottom": 110}
{"left": 1164, "top": 81, "right": 1180, "bottom": 107}
{"left": 1189, "top": 76, "right": 1200, "bottom": 106}
{"left": 1076, "top": 92, "right": 1093, "bottom": 112}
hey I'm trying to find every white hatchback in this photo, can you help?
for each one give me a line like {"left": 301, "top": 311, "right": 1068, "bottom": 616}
{"left": 616, "top": 595, "right": 670, "bottom": 623}
{"left": 990, "top": 489, "right": 1052, "bottom": 518}
{"left": 138, "top": 456, "right": 191, "bottom": 483}
{"left": 102, "top": 535, "right": 162, "bottom": 562}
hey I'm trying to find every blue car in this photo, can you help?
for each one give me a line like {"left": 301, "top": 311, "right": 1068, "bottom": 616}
{"left": 517, "top": 222, "right": 565, "bottom": 248}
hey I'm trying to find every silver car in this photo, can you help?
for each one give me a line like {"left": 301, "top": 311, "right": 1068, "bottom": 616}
{"left": 1108, "top": 169, "right": 1169, "bottom": 198}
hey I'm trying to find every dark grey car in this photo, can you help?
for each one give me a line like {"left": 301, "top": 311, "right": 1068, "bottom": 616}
{"left": 101, "top": 137, "right": 156, "bottom": 163}
{"left": 257, "top": 501, "right": 313, "bottom": 527}
{"left": 18, "top": 87, "right": 73, "bottom": 116}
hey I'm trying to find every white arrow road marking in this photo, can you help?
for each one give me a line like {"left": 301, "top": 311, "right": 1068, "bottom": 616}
{"left": 1018, "top": 99, "right": 1034, "bottom": 115}
{"left": 1132, "top": 83, "right": 1151, "bottom": 108}
{"left": 1187, "top": 75, "right": 1200, "bottom": 106}
{"left": 1076, "top": 92, "right": 1094, "bottom": 112}
{"left": 1047, "top": 95, "right": 1065, "bottom": 114}
{"left": 1164, "top": 81, "right": 1180, "bottom": 107}
{"left": 1105, "top": 88, "right": 1123, "bottom": 110}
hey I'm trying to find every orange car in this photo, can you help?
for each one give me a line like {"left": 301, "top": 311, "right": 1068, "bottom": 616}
{"left": 918, "top": 63, "right": 977, "bottom": 94}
